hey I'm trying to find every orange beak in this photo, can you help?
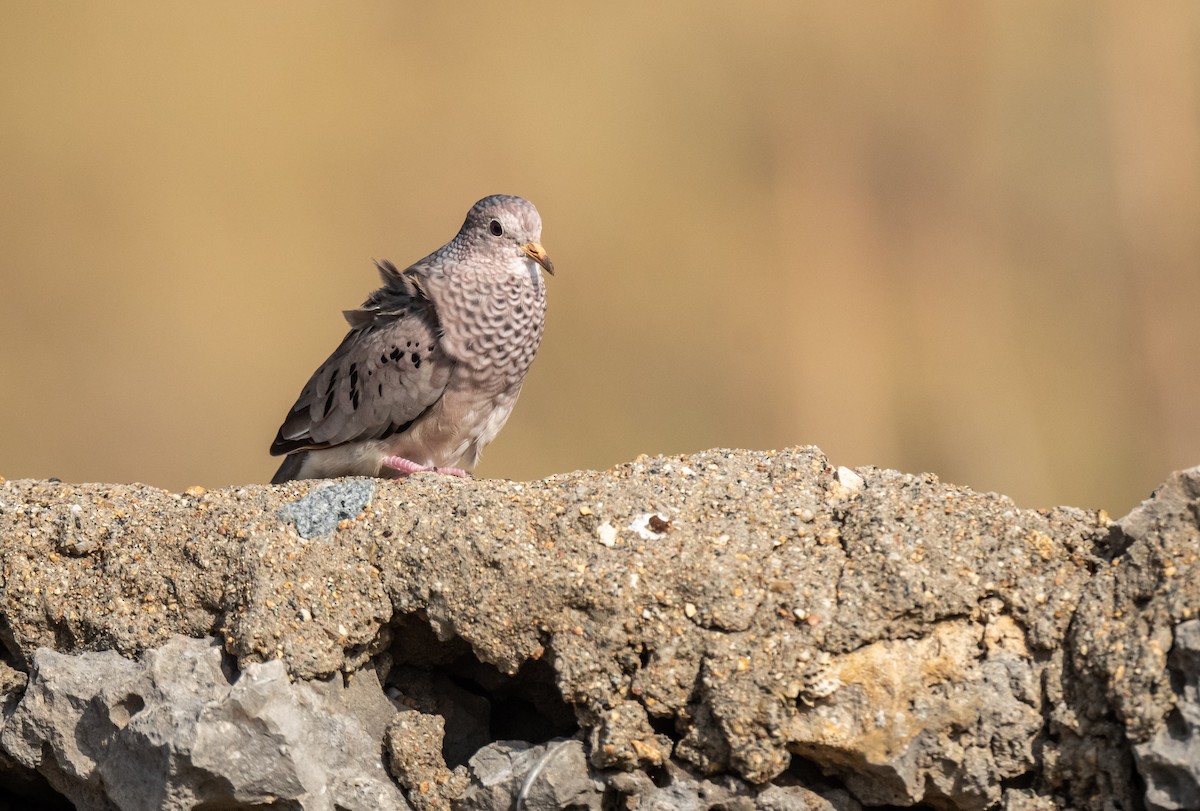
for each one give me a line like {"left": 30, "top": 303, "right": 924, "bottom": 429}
{"left": 521, "top": 241, "right": 555, "bottom": 275}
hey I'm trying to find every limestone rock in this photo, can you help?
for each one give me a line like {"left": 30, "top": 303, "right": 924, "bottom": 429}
{"left": 457, "top": 739, "right": 602, "bottom": 811}
{"left": 1132, "top": 619, "right": 1200, "bottom": 811}
{"left": 0, "top": 449, "right": 1196, "bottom": 810}
{"left": 1059, "top": 465, "right": 1200, "bottom": 811}
{"left": 1, "top": 635, "right": 407, "bottom": 810}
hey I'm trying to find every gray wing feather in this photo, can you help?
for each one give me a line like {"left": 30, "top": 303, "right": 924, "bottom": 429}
{"left": 270, "top": 266, "right": 452, "bottom": 455}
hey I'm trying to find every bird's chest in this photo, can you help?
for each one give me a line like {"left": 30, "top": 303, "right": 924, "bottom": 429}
{"left": 442, "top": 267, "right": 546, "bottom": 381}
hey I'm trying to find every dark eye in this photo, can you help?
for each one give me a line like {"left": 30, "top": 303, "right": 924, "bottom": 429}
{"left": 488, "top": 219, "right": 504, "bottom": 237}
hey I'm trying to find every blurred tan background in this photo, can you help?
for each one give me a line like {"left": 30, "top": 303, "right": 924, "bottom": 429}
{"left": 2, "top": 3, "right": 1198, "bottom": 514}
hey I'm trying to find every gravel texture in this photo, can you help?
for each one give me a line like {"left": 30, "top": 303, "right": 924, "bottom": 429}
{"left": 0, "top": 447, "right": 1196, "bottom": 810}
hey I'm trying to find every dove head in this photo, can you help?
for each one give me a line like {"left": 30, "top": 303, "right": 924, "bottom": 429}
{"left": 460, "top": 195, "right": 554, "bottom": 276}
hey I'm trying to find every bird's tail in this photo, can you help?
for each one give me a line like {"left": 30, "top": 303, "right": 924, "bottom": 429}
{"left": 270, "top": 452, "right": 307, "bottom": 484}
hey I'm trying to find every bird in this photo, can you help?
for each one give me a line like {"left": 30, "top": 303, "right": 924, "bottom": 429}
{"left": 269, "top": 194, "right": 553, "bottom": 484}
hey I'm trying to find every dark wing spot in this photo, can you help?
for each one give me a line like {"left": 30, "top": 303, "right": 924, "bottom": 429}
{"left": 325, "top": 368, "right": 339, "bottom": 396}
{"left": 348, "top": 363, "right": 361, "bottom": 408}
{"left": 390, "top": 348, "right": 403, "bottom": 361}
{"left": 378, "top": 383, "right": 383, "bottom": 396}
{"left": 380, "top": 353, "right": 389, "bottom": 364}
{"left": 411, "top": 352, "right": 421, "bottom": 367}
{"left": 323, "top": 389, "right": 336, "bottom": 418}
{"left": 380, "top": 418, "right": 414, "bottom": 440}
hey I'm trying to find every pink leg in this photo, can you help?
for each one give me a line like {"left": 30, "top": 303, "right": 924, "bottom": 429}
{"left": 381, "top": 455, "right": 429, "bottom": 475}
{"left": 381, "top": 456, "right": 471, "bottom": 479}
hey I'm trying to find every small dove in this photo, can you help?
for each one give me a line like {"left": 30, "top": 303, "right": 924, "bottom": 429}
{"left": 269, "top": 195, "right": 553, "bottom": 484}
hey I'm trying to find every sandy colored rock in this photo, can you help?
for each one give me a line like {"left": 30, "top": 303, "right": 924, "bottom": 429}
{"left": 0, "top": 449, "right": 1196, "bottom": 810}
{"left": 384, "top": 709, "right": 469, "bottom": 811}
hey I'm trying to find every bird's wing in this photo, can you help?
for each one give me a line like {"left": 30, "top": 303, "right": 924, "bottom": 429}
{"left": 270, "top": 262, "right": 453, "bottom": 456}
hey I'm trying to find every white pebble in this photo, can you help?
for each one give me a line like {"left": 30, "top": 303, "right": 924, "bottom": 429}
{"left": 835, "top": 466, "right": 864, "bottom": 491}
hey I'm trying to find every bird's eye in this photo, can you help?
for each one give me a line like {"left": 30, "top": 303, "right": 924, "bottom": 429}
{"left": 488, "top": 219, "right": 504, "bottom": 237}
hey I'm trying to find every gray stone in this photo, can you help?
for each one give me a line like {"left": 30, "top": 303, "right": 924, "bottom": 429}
{"left": 1, "top": 636, "right": 407, "bottom": 811}
{"left": 1062, "top": 465, "right": 1200, "bottom": 811}
{"left": 1134, "top": 619, "right": 1200, "bottom": 811}
{"left": 1, "top": 646, "right": 139, "bottom": 810}
{"left": 600, "top": 761, "right": 759, "bottom": 810}
{"left": 755, "top": 784, "right": 838, "bottom": 811}
{"left": 458, "top": 738, "right": 602, "bottom": 811}
{"left": 817, "top": 788, "right": 863, "bottom": 811}
{"left": 277, "top": 478, "right": 375, "bottom": 538}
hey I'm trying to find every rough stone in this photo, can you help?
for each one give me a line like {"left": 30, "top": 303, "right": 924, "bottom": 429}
{"left": 1059, "top": 465, "right": 1200, "bottom": 811}
{"left": 755, "top": 784, "right": 839, "bottom": 810}
{"left": 0, "top": 449, "right": 1196, "bottom": 810}
{"left": 1002, "top": 788, "right": 1060, "bottom": 811}
{"left": 278, "top": 478, "right": 376, "bottom": 539}
{"left": 384, "top": 709, "right": 469, "bottom": 811}
{"left": 786, "top": 618, "right": 1042, "bottom": 810}
{"left": 1, "top": 635, "right": 407, "bottom": 810}
{"left": 603, "top": 761, "right": 756, "bottom": 810}
{"left": 588, "top": 698, "right": 673, "bottom": 770}
{"left": 458, "top": 738, "right": 602, "bottom": 810}
{"left": 1133, "top": 619, "right": 1200, "bottom": 811}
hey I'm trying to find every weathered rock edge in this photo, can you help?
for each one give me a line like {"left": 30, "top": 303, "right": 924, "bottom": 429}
{"left": 0, "top": 447, "right": 1196, "bottom": 811}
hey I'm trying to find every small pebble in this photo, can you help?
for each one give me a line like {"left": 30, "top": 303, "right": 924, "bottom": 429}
{"left": 835, "top": 467, "right": 864, "bottom": 491}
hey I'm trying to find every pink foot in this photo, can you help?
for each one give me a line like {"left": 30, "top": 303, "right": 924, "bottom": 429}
{"left": 381, "top": 455, "right": 427, "bottom": 475}
{"left": 381, "top": 456, "right": 472, "bottom": 479}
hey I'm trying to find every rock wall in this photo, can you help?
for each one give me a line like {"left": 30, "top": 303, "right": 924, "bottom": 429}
{"left": 0, "top": 447, "right": 1196, "bottom": 810}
